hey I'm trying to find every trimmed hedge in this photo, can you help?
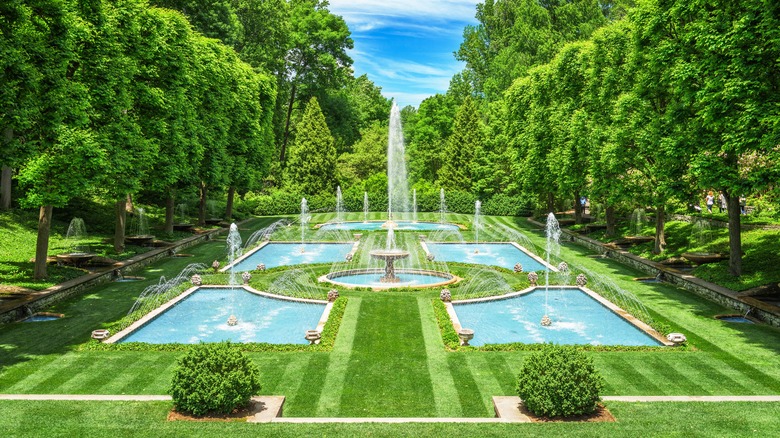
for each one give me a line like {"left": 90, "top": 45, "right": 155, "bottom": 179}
{"left": 170, "top": 342, "right": 261, "bottom": 416}
{"left": 516, "top": 344, "right": 604, "bottom": 418}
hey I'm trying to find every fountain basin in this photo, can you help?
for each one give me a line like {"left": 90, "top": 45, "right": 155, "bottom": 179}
{"left": 125, "top": 235, "right": 155, "bottom": 246}
{"left": 56, "top": 252, "right": 95, "bottom": 267}
{"left": 682, "top": 252, "right": 726, "bottom": 265}
{"left": 109, "top": 286, "right": 330, "bottom": 344}
{"left": 715, "top": 314, "right": 755, "bottom": 324}
{"left": 448, "top": 286, "right": 668, "bottom": 346}
{"left": 318, "top": 220, "right": 460, "bottom": 231}
{"left": 23, "top": 312, "right": 64, "bottom": 322}
{"left": 320, "top": 268, "right": 457, "bottom": 290}
{"left": 226, "top": 242, "right": 355, "bottom": 272}
{"left": 424, "top": 242, "right": 552, "bottom": 272}
{"left": 173, "top": 223, "right": 195, "bottom": 231}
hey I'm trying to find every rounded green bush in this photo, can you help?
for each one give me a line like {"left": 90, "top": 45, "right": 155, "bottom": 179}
{"left": 169, "top": 342, "right": 261, "bottom": 416}
{"left": 516, "top": 344, "right": 604, "bottom": 418}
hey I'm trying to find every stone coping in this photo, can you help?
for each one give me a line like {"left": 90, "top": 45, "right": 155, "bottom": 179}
{"left": 421, "top": 241, "right": 558, "bottom": 272}
{"left": 319, "top": 268, "right": 459, "bottom": 290}
{"left": 446, "top": 286, "right": 672, "bottom": 346}
{"left": 0, "top": 226, "right": 227, "bottom": 324}
{"left": 105, "top": 285, "right": 329, "bottom": 344}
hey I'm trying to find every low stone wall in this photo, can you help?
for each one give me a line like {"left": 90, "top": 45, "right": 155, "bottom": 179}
{"left": 670, "top": 214, "right": 780, "bottom": 231}
{"left": 527, "top": 218, "right": 780, "bottom": 328}
{"left": 0, "top": 228, "right": 225, "bottom": 324}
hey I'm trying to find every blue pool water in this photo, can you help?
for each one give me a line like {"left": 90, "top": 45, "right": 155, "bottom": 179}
{"left": 23, "top": 315, "right": 61, "bottom": 322}
{"left": 453, "top": 288, "right": 661, "bottom": 346}
{"left": 426, "top": 243, "right": 548, "bottom": 272}
{"left": 319, "top": 221, "right": 459, "bottom": 231}
{"left": 231, "top": 242, "right": 353, "bottom": 271}
{"left": 119, "top": 287, "right": 325, "bottom": 344}
{"left": 328, "top": 271, "right": 452, "bottom": 288}
{"left": 717, "top": 316, "right": 754, "bottom": 324}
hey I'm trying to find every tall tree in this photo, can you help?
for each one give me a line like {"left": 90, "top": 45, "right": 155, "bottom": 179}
{"left": 439, "top": 98, "right": 484, "bottom": 193}
{"left": 283, "top": 97, "right": 336, "bottom": 194}
{"left": 278, "top": 0, "right": 352, "bottom": 165}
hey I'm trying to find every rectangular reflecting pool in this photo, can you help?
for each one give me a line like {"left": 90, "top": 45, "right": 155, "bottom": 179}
{"left": 452, "top": 287, "right": 663, "bottom": 346}
{"left": 425, "top": 242, "right": 549, "bottom": 272}
{"left": 115, "top": 287, "right": 327, "bottom": 344}
{"left": 229, "top": 242, "right": 354, "bottom": 271}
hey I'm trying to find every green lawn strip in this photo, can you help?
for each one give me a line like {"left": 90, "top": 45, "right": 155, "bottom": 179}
{"left": 2, "top": 400, "right": 780, "bottom": 436}
{"left": 285, "top": 353, "right": 330, "bottom": 415}
{"left": 446, "top": 354, "right": 490, "bottom": 417}
{"left": 595, "top": 354, "right": 669, "bottom": 395}
{"left": 264, "top": 353, "right": 318, "bottom": 416}
{"left": 463, "top": 354, "right": 508, "bottom": 414}
{"left": 314, "top": 297, "right": 361, "bottom": 416}
{"left": 417, "top": 296, "right": 464, "bottom": 417}
{"left": 338, "top": 293, "right": 436, "bottom": 417}
{"left": 481, "top": 352, "right": 522, "bottom": 396}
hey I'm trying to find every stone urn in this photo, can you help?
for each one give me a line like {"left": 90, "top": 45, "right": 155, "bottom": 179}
{"left": 327, "top": 289, "right": 339, "bottom": 302}
{"left": 541, "top": 315, "right": 552, "bottom": 326}
{"left": 345, "top": 253, "right": 353, "bottom": 262}
{"left": 212, "top": 260, "right": 220, "bottom": 272}
{"left": 305, "top": 330, "right": 321, "bottom": 345}
{"left": 527, "top": 271, "right": 539, "bottom": 287}
{"left": 558, "top": 262, "right": 569, "bottom": 273}
{"left": 427, "top": 253, "right": 436, "bottom": 261}
{"left": 256, "top": 263, "right": 266, "bottom": 271}
{"left": 576, "top": 273, "right": 587, "bottom": 287}
{"left": 458, "top": 328, "right": 474, "bottom": 346}
{"left": 91, "top": 329, "right": 111, "bottom": 340}
{"left": 440, "top": 288, "right": 451, "bottom": 302}
{"left": 242, "top": 271, "right": 251, "bottom": 285}
{"left": 514, "top": 263, "right": 523, "bottom": 273}
{"left": 190, "top": 274, "right": 202, "bottom": 286}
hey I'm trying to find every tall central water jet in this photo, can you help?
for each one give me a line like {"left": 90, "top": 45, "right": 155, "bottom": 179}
{"left": 387, "top": 102, "right": 409, "bottom": 226}
{"left": 300, "top": 198, "right": 309, "bottom": 253}
{"left": 226, "top": 223, "right": 242, "bottom": 326}
{"left": 542, "top": 213, "right": 561, "bottom": 326}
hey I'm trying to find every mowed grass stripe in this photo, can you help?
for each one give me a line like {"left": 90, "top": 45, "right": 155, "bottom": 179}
{"left": 112, "top": 353, "right": 180, "bottom": 395}
{"left": 26, "top": 354, "right": 99, "bottom": 394}
{"left": 315, "top": 297, "right": 361, "bottom": 417}
{"left": 484, "top": 353, "right": 521, "bottom": 395}
{"left": 417, "top": 297, "right": 463, "bottom": 417}
{"left": 447, "top": 354, "right": 490, "bottom": 417}
{"left": 269, "top": 354, "right": 315, "bottom": 416}
{"left": 465, "top": 354, "right": 507, "bottom": 414}
{"left": 675, "top": 357, "right": 753, "bottom": 395}
{"left": 339, "top": 294, "right": 435, "bottom": 417}
{"left": 287, "top": 353, "right": 330, "bottom": 415}
{"left": 597, "top": 354, "right": 666, "bottom": 395}
{"left": 0, "top": 355, "right": 60, "bottom": 392}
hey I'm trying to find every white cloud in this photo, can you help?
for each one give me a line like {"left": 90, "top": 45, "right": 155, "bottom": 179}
{"left": 329, "top": 0, "right": 479, "bottom": 24}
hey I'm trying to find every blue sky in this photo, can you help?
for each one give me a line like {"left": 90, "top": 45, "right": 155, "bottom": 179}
{"left": 328, "top": 1, "right": 480, "bottom": 108}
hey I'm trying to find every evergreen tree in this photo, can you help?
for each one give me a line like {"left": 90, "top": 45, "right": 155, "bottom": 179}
{"left": 439, "top": 98, "right": 484, "bottom": 192}
{"left": 283, "top": 97, "right": 336, "bottom": 194}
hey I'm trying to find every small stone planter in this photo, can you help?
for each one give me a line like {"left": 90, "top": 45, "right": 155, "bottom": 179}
{"left": 458, "top": 328, "right": 474, "bottom": 346}
{"left": 190, "top": 274, "right": 202, "bottom": 286}
{"left": 440, "top": 288, "right": 451, "bottom": 302}
{"left": 528, "top": 272, "right": 538, "bottom": 287}
{"left": 305, "top": 330, "right": 321, "bottom": 345}
{"left": 242, "top": 272, "right": 251, "bottom": 285}
{"left": 327, "top": 289, "right": 339, "bottom": 302}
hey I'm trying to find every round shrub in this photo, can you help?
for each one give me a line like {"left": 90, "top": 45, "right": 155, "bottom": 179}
{"left": 170, "top": 342, "right": 261, "bottom": 416}
{"left": 516, "top": 344, "right": 604, "bottom": 418}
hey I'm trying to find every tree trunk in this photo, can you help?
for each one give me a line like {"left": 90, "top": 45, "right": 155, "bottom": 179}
{"left": 198, "top": 182, "right": 207, "bottom": 226}
{"left": 653, "top": 204, "right": 666, "bottom": 254}
{"left": 34, "top": 205, "right": 53, "bottom": 280}
{"left": 114, "top": 199, "right": 126, "bottom": 253}
{"left": 726, "top": 191, "right": 742, "bottom": 276}
{"left": 605, "top": 205, "right": 616, "bottom": 237}
{"left": 225, "top": 186, "right": 235, "bottom": 222}
{"left": 2, "top": 127, "right": 12, "bottom": 209}
{"left": 280, "top": 84, "right": 297, "bottom": 165}
{"left": 574, "top": 192, "right": 582, "bottom": 224}
{"left": 546, "top": 192, "right": 554, "bottom": 213}
{"left": 0, "top": 166, "right": 11, "bottom": 210}
{"left": 165, "top": 194, "right": 175, "bottom": 234}
{"left": 125, "top": 193, "right": 134, "bottom": 213}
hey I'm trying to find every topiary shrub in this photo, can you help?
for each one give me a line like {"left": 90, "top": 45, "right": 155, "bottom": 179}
{"left": 169, "top": 342, "right": 261, "bottom": 416}
{"left": 516, "top": 344, "right": 604, "bottom": 418}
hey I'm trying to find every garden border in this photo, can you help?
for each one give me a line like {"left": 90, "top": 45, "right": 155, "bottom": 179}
{"left": 527, "top": 218, "right": 780, "bottom": 328}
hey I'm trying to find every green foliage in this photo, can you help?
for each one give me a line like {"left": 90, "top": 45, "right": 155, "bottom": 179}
{"left": 481, "top": 193, "right": 534, "bottom": 216}
{"left": 516, "top": 344, "right": 604, "bottom": 417}
{"left": 284, "top": 97, "right": 337, "bottom": 194}
{"left": 169, "top": 342, "right": 261, "bottom": 416}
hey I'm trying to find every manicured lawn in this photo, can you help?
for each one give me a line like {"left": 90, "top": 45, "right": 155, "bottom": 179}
{"left": 1, "top": 213, "right": 779, "bottom": 436}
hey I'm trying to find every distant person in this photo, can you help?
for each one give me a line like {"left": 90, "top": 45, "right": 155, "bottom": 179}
{"left": 740, "top": 196, "right": 747, "bottom": 215}
{"left": 705, "top": 191, "right": 714, "bottom": 213}
{"left": 718, "top": 191, "right": 727, "bottom": 213}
